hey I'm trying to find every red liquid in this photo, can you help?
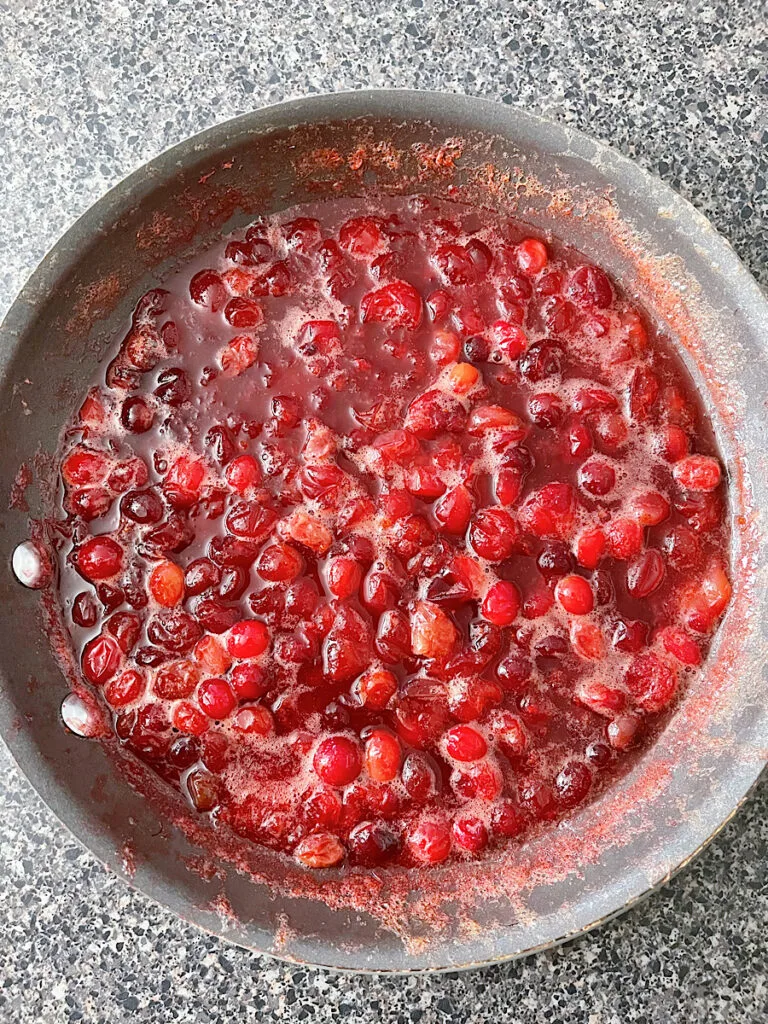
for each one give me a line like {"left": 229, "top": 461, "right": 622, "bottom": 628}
{"left": 50, "top": 196, "right": 731, "bottom": 870}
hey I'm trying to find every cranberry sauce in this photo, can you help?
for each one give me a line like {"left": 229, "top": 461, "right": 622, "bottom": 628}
{"left": 49, "top": 196, "right": 731, "bottom": 869}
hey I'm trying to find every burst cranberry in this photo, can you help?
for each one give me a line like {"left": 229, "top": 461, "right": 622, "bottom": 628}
{"left": 626, "top": 549, "right": 665, "bottom": 598}
{"left": 406, "top": 819, "right": 451, "bottom": 864}
{"left": 82, "top": 634, "right": 122, "bottom": 685}
{"left": 357, "top": 668, "right": 398, "bottom": 709}
{"left": 295, "top": 832, "right": 345, "bottom": 869}
{"left": 183, "top": 558, "right": 221, "bottom": 595}
{"left": 410, "top": 601, "right": 457, "bottom": 658}
{"left": 680, "top": 562, "right": 732, "bottom": 632}
{"left": 348, "top": 821, "right": 400, "bottom": 866}
{"left": 432, "top": 485, "right": 473, "bottom": 535}
{"left": 375, "top": 609, "right": 411, "bottom": 664}
{"left": 605, "top": 517, "right": 644, "bottom": 560}
{"left": 189, "top": 269, "right": 227, "bottom": 310}
{"left": 568, "top": 265, "right": 613, "bottom": 308}
{"left": 121, "top": 488, "right": 164, "bottom": 524}
{"left": 154, "top": 367, "right": 191, "bottom": 406}
{"left": 174, "top": 702, "right": 210, "bottom": 736}
{"left": 673, "top": 454, "right": 722, "bottom": 492}
{"left": 361, "top": 280, "right": 422, "bottom": 329}
{"left": 520, "top": 483, "right": 577, "bottom": 540}
{"left": 186, "top": 769, "right": 220, "bottom": 812}
{"left": 625, "top": 653, "right": 677, "bottom": 711}
{"left": 75, "top": 536, "right": 123, "bottom": 581}
{"left": 578, "top": 459, "right": 615, "bottom": 496}
{"left": 163, "top": 455, "right": 205, "bottom": 507}
{"left": 469, "top": 507, "right": 519, "bottom": 561}
{"left": 405, "top": 389, "right": 465, "bottom": 439}
{"left": 104, "top": 669, "right": 144, "bottom": 707}
{"left": 225, "top": 454, "right": 261, "bottom": 493}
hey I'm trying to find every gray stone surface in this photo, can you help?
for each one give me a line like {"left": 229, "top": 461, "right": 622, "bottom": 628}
{"left": 0, "top": 0, "right": 766, "bottom": 1020}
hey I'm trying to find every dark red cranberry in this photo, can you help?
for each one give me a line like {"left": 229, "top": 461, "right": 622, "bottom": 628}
{"left": 496, "top": 653, "right": 533, "bottom": 692}
{"left": 519, "top": 340, "right": 563, "bottom": 382}
{"left": 154, "top": 367, "right": 191, "bottom": 406}
{"left": 120, "top": 488, "right": 164, "bottom": 524}
{"left": 536, "top": 542, "right": 574, "bottom": 580}
{"left": 585, "top": 741, "right": 612, "bottom": 768}
{"left": 348, "top": 821, "right": 400, "bottom": 866}
{"left": 218, "top": 566, "right": 249, "bottom": 601}
{"left": 463, "top": 335, "right": 490, "bottom": 362}
{"left": 72, "top": 591, "right": 99, "bottom": 628}
{"left": 134, "top": 646, "right": 168, "bottom": 667}
{"left": 194, "top": 599, "right": 241, "bottom": 634}
{"left": 147, "top": 610, "right": 202, "bottom": 653}
{"left": 205, "top": 424, "right": 236, "bottom": 464}
{"left": 167, "top": 735, "right": 201, "bottom": 770}
{"left": 208, "top": 534, "right": 259, "bottom": 568}
{"left": 184, "top": 557, "right": 222, "bottom": 595}
{"left": 105, "top": 611, "right": 142, "bottom": 654}
{"left": 120, "top": 396, "right": 154, "bottom": 433}
{"left": 612, "top": 619, "right": 649, "bottom": 653}
{"left": 554, "top": 760, "right": 593, "bottom": 807}
{"left": 138, "top": 516, "right": 194, "bottom": 557}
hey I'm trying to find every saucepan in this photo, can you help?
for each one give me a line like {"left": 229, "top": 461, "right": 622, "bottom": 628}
{"left": 0, "top": 90, "right": 766, "bottom": 972}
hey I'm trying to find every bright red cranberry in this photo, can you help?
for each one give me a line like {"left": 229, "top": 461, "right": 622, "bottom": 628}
{"left": 75, "top": 536, "right": 123, "bottom": 581}
{"left": 198, "top": 678, "right": 237, "bottom": 719}
{"left": 481, "top": 581, "right": 521, "bottom": 626}
{"left": 444, "top": 725, "right": 487, "bottom": 762}
{"left": 314, "top": 735, "right": 363, "bottom": 787}
{"left": 555, "top": 575, "right": 594, "bottom": 615}
{"left": 226, "top": 620, "right": 270, "bottom": 659}
{"left": 516, "top": 237, "right": 548, "bottom": 275}
{"left": 364, "top": 729, "right": 402, "bottom": 783}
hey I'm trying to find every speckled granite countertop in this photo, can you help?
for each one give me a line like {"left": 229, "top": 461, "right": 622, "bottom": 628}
{"left": 1, "top": 1, "right": 766, "bottom": 1020}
